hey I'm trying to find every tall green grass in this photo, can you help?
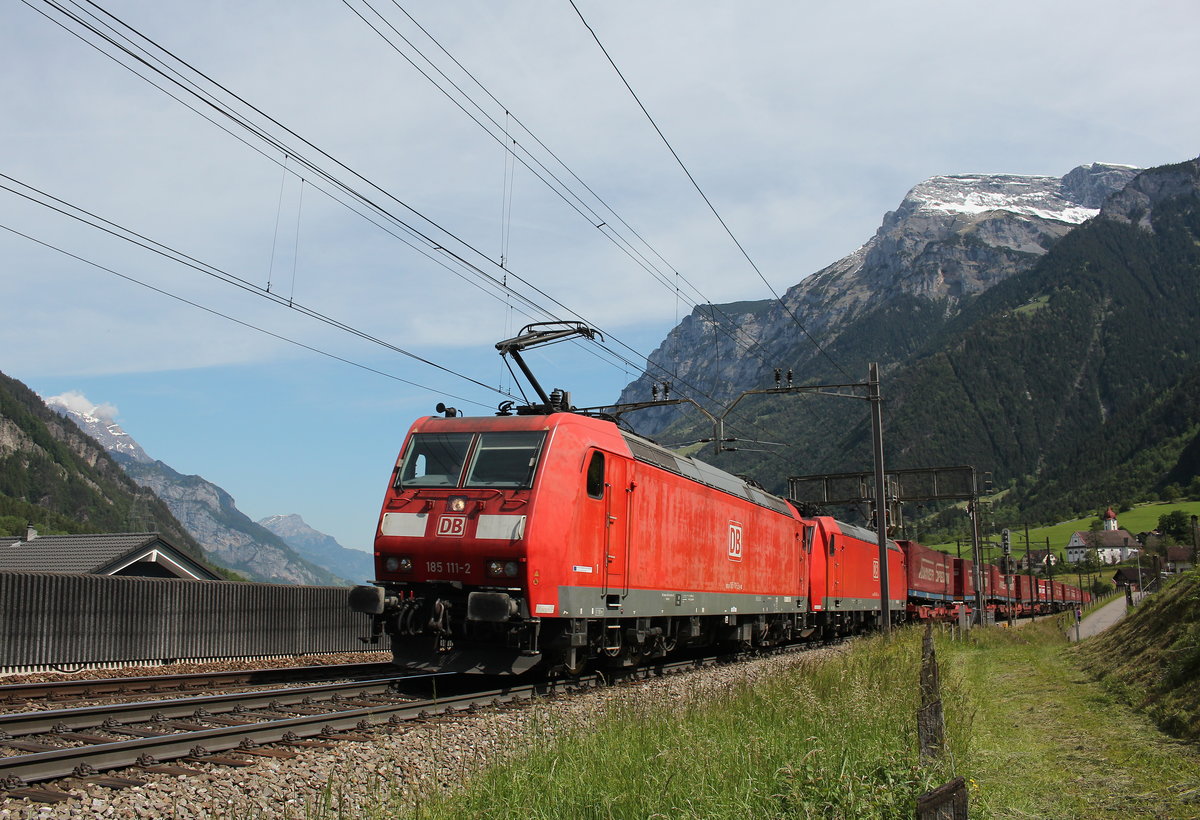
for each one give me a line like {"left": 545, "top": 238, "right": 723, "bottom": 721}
{"left": 318, "top": 619, "right": 1200, "bottom": 819}
{"left": 373, "top": 636, "right": 958, "bottom": 819}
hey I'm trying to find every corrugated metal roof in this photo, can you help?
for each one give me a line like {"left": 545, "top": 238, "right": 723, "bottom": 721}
{"left": 0, "top": 532, "right": 219, "bottom": 579}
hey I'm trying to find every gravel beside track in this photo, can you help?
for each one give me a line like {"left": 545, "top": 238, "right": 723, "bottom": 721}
{"left": 1, "top": 646, "right": 846, "bottom": 819}
{"left": 0, "top": 653, "right": 392, "bottom": 686}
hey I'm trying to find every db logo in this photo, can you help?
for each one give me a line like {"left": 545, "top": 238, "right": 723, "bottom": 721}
{"left": 436, "top": 516, "right": 467, "bottom": 537}
{"left": 728, "top": 522, "right": 743, "bottom": 562}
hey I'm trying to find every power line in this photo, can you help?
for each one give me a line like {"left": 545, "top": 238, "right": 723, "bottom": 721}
{"left": 568, "top": 0, "right": 850, "bottom": 381}
{"left": 345, "top": 0, "right": 779, "bottom": 368}
{"left": 23, "top": 0, "right": 788, "bottom": 443}
{"left": 0, "top": 172, "right": 509, "bottom": 398}
{"left": 0, "top": 220, "right": 497, "bottom": 411}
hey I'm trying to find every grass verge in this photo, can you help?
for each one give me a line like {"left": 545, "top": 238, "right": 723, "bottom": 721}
{"left": 949, "top": 616, "right": 1200, "bottom": 818}
{"left": 329, "top": 620, "right": 1199, "bottom": 819}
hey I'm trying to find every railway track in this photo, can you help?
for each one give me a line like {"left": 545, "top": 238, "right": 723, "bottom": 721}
{"left": 0, "top": 661, "right": 399, "bottom": 708}
{"left": 0, "top": 652, "right": 745, "bottom": 800}
{"left": 0, "top": 670, "right": 499, "bottom": 794}
{"left": 0, "top": 641, "right": 838, "bottom": 808}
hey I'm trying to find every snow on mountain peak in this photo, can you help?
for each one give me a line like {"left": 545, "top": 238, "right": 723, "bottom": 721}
{"left": 907, "top": 173, "right": 1099, "bottom": 224}
{"left": 44, "top": 391, "right": 153, "bottom": 464}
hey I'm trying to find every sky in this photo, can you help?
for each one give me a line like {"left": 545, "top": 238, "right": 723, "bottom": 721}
{"left": 3, "top": 1, "right": 1198, "bottom": 553}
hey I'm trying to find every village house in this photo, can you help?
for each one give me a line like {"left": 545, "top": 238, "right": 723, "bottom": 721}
{"left": 1065, "top": 507, "right": 1140, "bottom": 564}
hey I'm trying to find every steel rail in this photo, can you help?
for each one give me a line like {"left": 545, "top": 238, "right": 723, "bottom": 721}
{"left": 0, "top": 662, "right": 397, "bottom": 703}
{"left": 1, "top": 646, "right": 817, "bottom": 788}
{"left": 0, "top": 673, "right": 454, "bottom": 737}
{"left": 0, "top": 681, "right": 553, "bottom": 787}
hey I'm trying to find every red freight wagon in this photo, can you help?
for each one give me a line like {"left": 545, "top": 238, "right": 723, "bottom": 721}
{"left": 1013, "top": 575, "right": 1036, "bottom": 606}
{"left": 985, "top": 564, "right": 1013, "bottom": 602}
{"left": 953, "top": 557, "right": 975, "bottom": 600}
{"left": 898, "top": 540, "right": 956, "bottom": 620}
{"left": 1035, "top": 578, "right": 1050, "bottom": 603}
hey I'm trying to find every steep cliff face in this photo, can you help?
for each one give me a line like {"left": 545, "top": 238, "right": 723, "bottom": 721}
{"left": 1099, "top": 157, "right": 1200, "bottom": 231}
{"left": 619, "top": 164, "right": 1140, "bottom": 437}
{"left": 259, "top": 513, "right": 374, "bottom": 585}
{"left": 46, "top": 397, "right": 344, "bottom": 586}
{"left": 0, "top": 372, "right": 203, "bottom": 554}
{"left": 117, "top": 457, "right": 345, "bottom": 585}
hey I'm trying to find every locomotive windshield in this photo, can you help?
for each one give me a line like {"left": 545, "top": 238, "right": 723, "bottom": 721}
{"left": 397, "top": 431, "right": 546, "bottom": 489}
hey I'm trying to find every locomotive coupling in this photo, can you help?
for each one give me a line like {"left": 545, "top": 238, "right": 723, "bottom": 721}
{"left": 467, "top": 591, "right": 521, "bottom": 622}
{"left": 349, "top": 585, "right": 399, "bottom": 616}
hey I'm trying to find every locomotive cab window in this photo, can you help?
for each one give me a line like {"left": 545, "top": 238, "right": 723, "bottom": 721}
{"left": 397, "top": 433, "right": 472, "bottom": 487}
{"left": 586, "top": 451, "right": 605, "bottom": 499}
{"left": 464, "top": 431, "right": 546, "bottom": 488}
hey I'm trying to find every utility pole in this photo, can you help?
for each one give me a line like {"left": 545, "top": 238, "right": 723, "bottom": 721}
{"left": 970, "top": 496, "right": 985, "bottom": 626}
{"left": 1025, "top": 523, "right": 1034, "bottom": 619}
{"left": 1046, "top": 536, "right": 1055, "bottom": 609}
{"left": 1192, "top": 515, "right": 1198, "bottom": 569}
{"left": 869, "top": 363, "right": 891, "bottom": 633}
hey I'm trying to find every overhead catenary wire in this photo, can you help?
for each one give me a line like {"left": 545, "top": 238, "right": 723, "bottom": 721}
{"left": 0, "top": 172, "right": 510, "bottom": 397}
{"left": 22, "top": 0, "right": 789, "bottom": 448}
{"left": 344, "top": 0, "right": 779, "bottom": 369}
{"left": 340, "top": 0, "right": 802, "bottom": 448}
{"left": 345, "top": 0, "right": 820, "bottom": 452}
{"left": 27, "top": 0, "right": 669, "bottom": 387}
{"left": 568, "top": 0, "right": 850, "bottom": 381}
{"left": 0, "top": 221, "right": 496, "bottom": 411}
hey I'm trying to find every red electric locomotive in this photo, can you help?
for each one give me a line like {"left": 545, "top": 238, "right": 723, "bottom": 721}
{"left": 348, "top": 407, "right": 904, "bottom": 674}
{"left": 348, "top": 323, "right": 904, "bottom": 674}
{"left": 348, "top": 323, "right": 1086, "bottom": 674}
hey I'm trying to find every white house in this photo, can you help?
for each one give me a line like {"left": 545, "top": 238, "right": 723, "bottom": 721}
{"left": 1065, "top": 507, "right": 1140, "bottom": 564}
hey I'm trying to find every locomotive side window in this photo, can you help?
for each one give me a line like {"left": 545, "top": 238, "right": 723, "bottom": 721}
{"left": 397, "top": 433, "right": 472, "bottom": 487}
{"left": 586, "top": 451, "right": 605, "bottom": 498}
{"left": 464, "top": 431, "right": 547, "bottom": 488}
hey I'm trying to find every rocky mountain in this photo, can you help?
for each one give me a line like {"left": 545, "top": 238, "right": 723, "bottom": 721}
{"left": 619, "top": 163, "right": 1141, "bottom": 437}
{"left": 617, "top": 156, "right": 1200, "bottom": 529}
{"left": 0, "top": 372, "right": 209, "bottom": 563}
{"left": 46, "top": 398, "right": 346, "bottom": 586}
{"left": 258, "top": 514, "right": 375, "bottom": 585}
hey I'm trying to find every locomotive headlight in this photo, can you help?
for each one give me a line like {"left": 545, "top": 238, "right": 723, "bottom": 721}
{"left": 385, "top": 556, "right": 414, "bottom": 573}
{"left": 486, "top": 559, "right": 520, "bottom": 578}
{"left": 448, "top": 496, "right": 467, "bottom": 512}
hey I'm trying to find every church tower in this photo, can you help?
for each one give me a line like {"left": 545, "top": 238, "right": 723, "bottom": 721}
{"left": 1103, "top": 507, "right": 1119, "bottom": 532}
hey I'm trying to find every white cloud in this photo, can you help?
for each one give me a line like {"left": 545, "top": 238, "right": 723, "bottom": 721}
{"left": 43, "top": 390, "right": 118, "bottom": 421}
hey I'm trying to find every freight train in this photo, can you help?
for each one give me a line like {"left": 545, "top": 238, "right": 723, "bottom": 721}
{"left": 348, "top": 324, "right": 1088, "bottom": 674}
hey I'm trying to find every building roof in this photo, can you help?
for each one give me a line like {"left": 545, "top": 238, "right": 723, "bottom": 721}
{"left": 1166, "top": 546, "right": 1195, "bottom": 563}
{"left": 1112, "top": 567, "right": 1142, "bottom": 585}
{"left": 1070, "top": 529, "right": 1138, "bottom": 549}
{"left": 1104, "top": 507, "right": 1118, "bottom": 520}
{"left": 0, "top": 532, "right": 221, "bottom": 580}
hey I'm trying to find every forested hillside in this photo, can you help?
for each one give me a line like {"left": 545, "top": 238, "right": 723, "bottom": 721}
{"left": 0, "top": 370, "right": 205, "bottom": 556}
{"left": 667, "top": 158, "right": 1200, "bottom": 529}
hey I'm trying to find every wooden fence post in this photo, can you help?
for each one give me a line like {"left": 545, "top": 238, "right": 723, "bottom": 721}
{"left": 916, "top": 776, "right": 968, "bottom": 820}
{"left": 918, "top": 624, "right": 945, "bottom": 761}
